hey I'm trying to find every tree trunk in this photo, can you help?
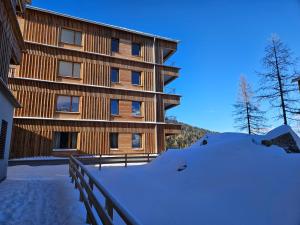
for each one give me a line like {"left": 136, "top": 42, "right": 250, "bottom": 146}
{"left": 246, "top": 102, "right": 251, "bottom": 134}
{"left": 273, "top": 40, "right": 288, "bottom": 125}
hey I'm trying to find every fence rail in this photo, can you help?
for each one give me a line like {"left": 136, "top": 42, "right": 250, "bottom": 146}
{"left": 69, "top": 153, "right": 157, "bottom": 225}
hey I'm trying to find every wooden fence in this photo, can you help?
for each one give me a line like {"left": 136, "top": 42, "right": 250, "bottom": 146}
{"left": 69, "top": 153, "right": 157, "bottom": 225}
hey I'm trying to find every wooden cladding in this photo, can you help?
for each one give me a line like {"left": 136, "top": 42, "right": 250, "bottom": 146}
{"left": 10, "top": 119, "right": 158, "bottom": 158}
{"left": 16, "top": 43, "right": 159, "bottom": 91}
{"left": 21, "top": 8, "right": 160, "bottom": 62}
{"left": 10, "top": 79, "right": 157, "bottom": 121}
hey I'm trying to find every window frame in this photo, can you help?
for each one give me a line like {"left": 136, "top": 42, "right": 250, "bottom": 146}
{"left": 60, "top": 28, "right": 82, "bottom": 46}
{"left": 110, "top": 67, "right": 120, "bottom": 83}
{"left": 132, "top": 42, "right": 141, "bottom": 56}
{"left": 53, "top": 132, "right": 78, "bottom": 151}
{"left": 109, "top": 132, "right": 119, "bottom": 150}
{"left": 132, "top": 133, "right": 143, "bottom": 150}
{"left": 131, "top": 71, "right": 142, "bottom": 86}
{"left": 56, "top": 95, "right": 80, "bottom": 113}
{"left": 58, "top": 61, "right": 81, "bottom": 79}
{"left": 110, "top": 99, "right": 119, "bottom": 116}
{"left": 111, "top": 38, "right": 119, "bottom": 53}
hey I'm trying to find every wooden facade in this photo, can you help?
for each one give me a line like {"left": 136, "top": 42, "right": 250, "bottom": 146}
{"left": 0, "top": 0, "right": 29, "bottom": 179}
{"left": 9, "top": 7, "right": 181, "bottom": 157}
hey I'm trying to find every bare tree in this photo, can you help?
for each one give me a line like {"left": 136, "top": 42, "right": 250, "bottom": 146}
{"left": 257, "top": 35, "right": 299, "bottom": 125}
{"left": 233, "top": 76, "right": 267, "bottom": 134}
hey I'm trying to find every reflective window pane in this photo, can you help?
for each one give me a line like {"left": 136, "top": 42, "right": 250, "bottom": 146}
{"left": 110, "top": 133, "right": 118, "bottom": 149}
{"left": 110, "top": 99, "right": 119, "bottom": 115}
{"left": 132, "top": 43, "right": 141, "bottom": 56}
{"left": 132, "top": 101, "right": 141, "bottom": 116}
{"left": 132, "top": 133, "right": 142, "bottom": 149}
{"left": 111, "top": 38, "right": 119, "bottom": 53}
{"left": 131, "top": 71, "right": 141, "bottom": 85}
{"left": 61, "top": 29, "right": 74, "bottom": 44}
{"left": 111, "top": 68, "right": 119, "bottom": 83}
{"left": 56, "top": 96, "right": 71, "bottom": 112}
{"left": 73, "top": 63, "right": 81, "bottom": 78}
{"left": 59, "top": 61, "right": 73, "bottom": 77}
{"left": 71, "top": 97, "right": 79, "bottom": 112}
{"left": 74, "top": 31, "right": 82, "bottom": 45}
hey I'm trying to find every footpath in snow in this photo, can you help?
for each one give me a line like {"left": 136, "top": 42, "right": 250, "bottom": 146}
{"left": 90, "top": 125, "right": 300, "bottom": 225}
{"left": 0, "top": 165, "right": 86, "bottom": 225}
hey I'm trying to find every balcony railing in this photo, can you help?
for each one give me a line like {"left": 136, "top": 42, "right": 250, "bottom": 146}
{"left": 164, "top": 87, "right": 176, "bottom": 94}
{"left": 165, "top": 116, "right": 177, "bottom": 123}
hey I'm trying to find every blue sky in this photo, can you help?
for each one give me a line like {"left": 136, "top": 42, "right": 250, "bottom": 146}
{"left": 31, "top": 0, "right": 300, "bottom": 132}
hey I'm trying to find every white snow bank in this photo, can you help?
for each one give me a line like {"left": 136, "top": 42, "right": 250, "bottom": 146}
{"left": 90, "top": 125, "right": 300, "bottom": 225}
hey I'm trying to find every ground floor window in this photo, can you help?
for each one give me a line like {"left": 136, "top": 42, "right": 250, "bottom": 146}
{"left": 0, "top": 120, "right": 8, "bottom": 159}
{"left": 110, "top": 133, "right": 119, "bottom": 150}
{"left": 53, "top": 132, "right": 78, "bottom": 150}
{"left": 132, "top": 133, "right": 142, "bottom": 149}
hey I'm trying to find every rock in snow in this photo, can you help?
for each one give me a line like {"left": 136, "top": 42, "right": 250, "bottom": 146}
{"left": 92, "top": 125, "right": 300, "bottom": 225}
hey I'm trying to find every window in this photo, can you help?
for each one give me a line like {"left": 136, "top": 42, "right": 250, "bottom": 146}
{"left": 111, "top": 68, "right": 119, "bottom": 83}
{"left": 110, "top": 133, "right": 119, "bottom": 149}
{"left": 132, "top": 71, "right": 141, "bottom": 85}
{"left": 110, "top": 99, "right": 119, "bottom": 115}
{"left": 58, "top": 61, "right": 81, "bottom": 78}
{"left": 60, "top": 28, "right": 82, "bottom": 46}
{"left": 111, "top": 38, "right": 119, "bottom": 53}
{"left": 0, "top": 120, "right": 8, "bottom": 159}
{"left": 132, "top": 101, "right": 141, "bottom": 116}
{"left": 132, "top": 43, "right": 141, "bottom": 56}
{"left": 54, "top": 132, "right": 78, "bottom": 150}
{"left": 56, "top": 96, "right": 79, "bottom": 112}
{"left": 132, "top": 133, "right": 142, "bottom": 149}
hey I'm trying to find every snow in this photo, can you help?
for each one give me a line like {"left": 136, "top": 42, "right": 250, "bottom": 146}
{"left": 89, "top": 125, "right": 300, "bottom": 225}
{"left": 0, "top": 165, "right": 86, "bottom": 225}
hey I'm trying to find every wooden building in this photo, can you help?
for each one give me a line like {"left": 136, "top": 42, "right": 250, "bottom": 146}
{"left": 9, "top": 6, "right": 181, "bottom": 157}
{"left": 0, "top": 0, "right": 29, "bottom": 180}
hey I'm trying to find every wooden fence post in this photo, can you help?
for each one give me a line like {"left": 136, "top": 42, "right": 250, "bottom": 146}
{"left": 105, "top": 199, "right": 114, "bottom": 220}
{"left": 99, "top": 154, "right": 102, "bottom": 170}
{"left": 147, "top": 153, "right": 150, "bottom": 162}
{"left": 125, "top": 154, "right": 127, "bottom": 167}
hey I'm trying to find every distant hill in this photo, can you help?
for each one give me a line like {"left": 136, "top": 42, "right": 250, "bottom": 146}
{"left": 165, "top": 118, "right": 215, "bottom": 149}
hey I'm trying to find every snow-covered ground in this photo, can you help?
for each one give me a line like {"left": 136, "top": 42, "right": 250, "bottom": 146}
{"left": 89, "top": 125, "right": 300, "bottom": 225}
{"left": 0, "top": 165, "right": 86, "bottom": 225}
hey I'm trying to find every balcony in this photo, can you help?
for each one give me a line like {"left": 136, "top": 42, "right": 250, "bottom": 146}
{"left": 160, "top": 66, "right": 180, "bottom": 86}
{"left": 163, "top": 94, "right": 180, "bottom": 110}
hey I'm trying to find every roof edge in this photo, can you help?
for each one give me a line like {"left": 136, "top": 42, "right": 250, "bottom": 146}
{"left": 27, "top": 6, "right": 180, "bottom": 43}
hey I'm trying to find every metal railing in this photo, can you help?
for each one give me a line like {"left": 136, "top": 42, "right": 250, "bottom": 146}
{"left": 69, "top": 154, "right": 157, "bottom": 225}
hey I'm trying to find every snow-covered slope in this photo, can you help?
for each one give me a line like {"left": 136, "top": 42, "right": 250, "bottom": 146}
{"left": 92, "top": 125, "right": 300, "bottom": 225}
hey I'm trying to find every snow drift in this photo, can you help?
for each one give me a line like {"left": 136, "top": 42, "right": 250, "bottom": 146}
{"left": 93, "top": 125, "right": 300, "bottom": 225}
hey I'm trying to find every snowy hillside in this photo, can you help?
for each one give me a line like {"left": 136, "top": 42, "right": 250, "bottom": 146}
{"left": 92, "top": 125, "right": 300, "bottom": 225}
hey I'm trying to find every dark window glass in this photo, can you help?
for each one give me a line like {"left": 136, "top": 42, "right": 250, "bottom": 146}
{"left": 132, "top": 133, "right": 142, "bottom": 149}
{"left": 111, "top": 68, "right": 119, "bottom": 83}
{"left": 111, "top": 38, "right": 119, "bottom": 53}
{"left": 132, "top": 71, "right": 141, "bottom": 85}
{"left": 110, "top": 133, "right": 118, "bottom": 149}
{"left": 132, "top": 43, "right": 141, "bottom": 56}
{"left": 132, "top": 101, "right": 141, "bottom": 116}
{"left": 54, "top": 132, "right": 78, "bottom": 149}
{"left": 56, "top": 96, "right": 79, "bottom": 112}
{"left": 0, "top": 120, "right": 8, "bottom": 159}
{"left": 61, "top": 28, "right": 82, "bottom": 46}
{"left": 59, "top": 61, "right": 81, "bottom": 78}
{"left": 110, "top": 99, "right": 119, "bottom": 115}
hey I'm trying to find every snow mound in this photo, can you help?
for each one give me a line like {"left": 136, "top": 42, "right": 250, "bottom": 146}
{"left": 94, "top": 126, "right": 300, "bottom": 225}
